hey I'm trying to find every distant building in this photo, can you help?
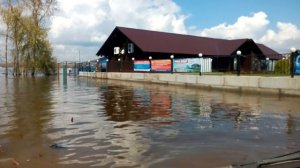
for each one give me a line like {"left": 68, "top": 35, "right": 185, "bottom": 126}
{"left": 96, "top": 26, "right": 280, "bottom": 72}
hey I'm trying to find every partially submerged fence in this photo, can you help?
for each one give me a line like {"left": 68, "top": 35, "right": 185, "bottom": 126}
{"left": 57, "top": 61, "right": 80, "bottom": 76}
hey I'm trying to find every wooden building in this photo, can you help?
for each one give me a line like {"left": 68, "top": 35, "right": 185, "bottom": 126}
{"left": 96, "top": 26, "right": 281, "bottom": 72}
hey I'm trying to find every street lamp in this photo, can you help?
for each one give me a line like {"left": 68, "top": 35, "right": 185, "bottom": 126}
{"left": 291, "top": 47, "right": 297, "bottom": 53}
{"left": 170, "top": 55, "right": 174, "bottom": 74}
{"left": 106, "top": 58, "right": 109, "bottom": 72}
{"left": 266, "top": 57, "right": 270, "bottom": 71}
{"left": 198, "top": 53, "right": 203, "bottom": 76}
{"left": 131, "top": 57, "right": 135, "bottom": 72}
{"left": 236, "top": 50, "right": 241, "bottom": 76}
{"left": 118, "top": 58, "right": 121, "bottom": 72}
{"left": 96, "top": 59, "right": 99, "bottom": 72}
{"left": 290, "top": 47, "right": 297, "bottom": 78}
{"left": 149, "top": 56, "right": 152, "bottom": 72}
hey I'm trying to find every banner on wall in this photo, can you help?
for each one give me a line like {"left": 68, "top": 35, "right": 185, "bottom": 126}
{"left": 295, "top": 54, "right": 300, "bottom": 75}
{"left": 173, "top": 58, "right": 200, "bottom": 73}
{"left": 151, "top": 59, "right": 171, "bottom": 72}
{"left": 134, "top": 60, "right": 150, "bottom": 71}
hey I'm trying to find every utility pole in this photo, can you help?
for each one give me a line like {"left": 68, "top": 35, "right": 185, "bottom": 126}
{"left": 78, "top": 49, "right": 81, "bottom": 63}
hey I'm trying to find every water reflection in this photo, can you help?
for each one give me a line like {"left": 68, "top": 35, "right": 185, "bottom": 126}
{"left": 0, "top": 73, "right": 299, "bottom": 168}
{"left": 0, "top": 77, "right": 13, "bottom": 136}
{"left": 95, "top": 80, "right": 300, "bottom": 167}
{"left": 99, "top": 79, "right": 300, "bottom": 135}
{"left": 0, "top": 77, "right": 58, "bottom": 167}
{"left": 101, "top": 85, "right": 173, "bottom": 122}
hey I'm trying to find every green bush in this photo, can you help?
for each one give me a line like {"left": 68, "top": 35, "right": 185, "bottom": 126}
{"left": 275, "top": 58, "right": 290, "bottom": 74}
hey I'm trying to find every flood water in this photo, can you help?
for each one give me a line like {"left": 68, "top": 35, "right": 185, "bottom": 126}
{"left": 0, "top": 69, "right": 300, "bottom": 168}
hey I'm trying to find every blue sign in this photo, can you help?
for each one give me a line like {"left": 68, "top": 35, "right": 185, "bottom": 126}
{"left": 134, "top": 60, "right": 150, "bottom": 71}
{"left": 99, "top": 57, "right": 108, "bottom": 71}
{"left": 295, "top": 54, "right": 300, "bottom": 75}
{"left": 99, "top": 57, "right": 108, "bottom": 63}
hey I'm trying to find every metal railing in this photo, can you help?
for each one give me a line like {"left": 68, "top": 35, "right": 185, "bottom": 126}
{"left": 76, "top": 51, "right": 299, "bottom": 77}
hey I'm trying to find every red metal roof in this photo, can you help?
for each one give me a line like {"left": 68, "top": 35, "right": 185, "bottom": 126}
{"left": 256, "top": 43, "right": 282, "bottom": 59}
{"left": 98, "top": 27, "right": 280, "bottom": 59}
{"left": 118, "top": 26, "right": 248, "bottom": 56}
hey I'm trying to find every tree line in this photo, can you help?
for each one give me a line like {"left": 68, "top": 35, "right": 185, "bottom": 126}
{"left": 0, "top": 0, "right": 57, "bottom": 76}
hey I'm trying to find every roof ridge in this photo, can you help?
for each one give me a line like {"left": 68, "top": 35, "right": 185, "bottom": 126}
{"left": 117, "top": 26, "right": 241, "bottom": 42}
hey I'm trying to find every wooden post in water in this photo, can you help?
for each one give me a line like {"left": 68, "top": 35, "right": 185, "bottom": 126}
{"left": 63, "top": 62, "right": 67, "bottom": 85}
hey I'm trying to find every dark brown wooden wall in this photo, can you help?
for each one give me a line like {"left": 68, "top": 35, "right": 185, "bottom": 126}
{"left": 108, "top": 61, "right": 134, "bottom": 72}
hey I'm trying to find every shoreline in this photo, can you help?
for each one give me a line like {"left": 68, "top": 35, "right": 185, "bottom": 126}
{"left": 79, "top": 72, "right": 300, "bottom": 97}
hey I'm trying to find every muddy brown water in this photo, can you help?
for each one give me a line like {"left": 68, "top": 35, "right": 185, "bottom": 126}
{"left": 0, "top": 72, "right": 300, "bottom": 168}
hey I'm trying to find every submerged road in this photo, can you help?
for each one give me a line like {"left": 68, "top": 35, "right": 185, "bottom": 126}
{"left": 0, "top": 72, "right": 300, "bottom": 167}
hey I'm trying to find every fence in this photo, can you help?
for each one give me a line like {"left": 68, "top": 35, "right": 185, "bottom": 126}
{"left": 77, "top": 52, "right": 300, "bottom": 77}
{"left": 78, "top": 59, "right": 278, "bottom": 74}
{"left": 103, "top": 58, "right": 212, "bottom": 72}
{"left": 57, "top": 61, "right": 80, "bottom": 76}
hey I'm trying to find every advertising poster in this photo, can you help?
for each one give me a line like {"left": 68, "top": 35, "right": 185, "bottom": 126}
{"left": 134, "top": 60, "right": 150, "bottom": 71}
{"left": 173, "top": 58, "right": 200, "bottom": 73}
{"left": 151, "top": 59, "right": 171, "bottom": 72}
{"left": 295, "top": 54, "right": 300, "bottom": 75}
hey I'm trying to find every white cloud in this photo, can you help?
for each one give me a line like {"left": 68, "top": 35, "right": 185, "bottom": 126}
{"left": 49, "top": 0, "right": 188, "bottom": 62}
{"left": 260, "top": 22, "right": 300, "bottom": 51}
{"left": 1, "top": 1, "right": 299, "bottom": 63}
{"left": 200, "top": 11, "right": 270, "bottom": 40}
{"left": 198, "top": 11, "right": 300, "bottom": 53}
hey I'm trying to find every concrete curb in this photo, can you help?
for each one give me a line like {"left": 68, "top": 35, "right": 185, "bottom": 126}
{"left": 79, "top": 72, "right": 300, "bottom": 97}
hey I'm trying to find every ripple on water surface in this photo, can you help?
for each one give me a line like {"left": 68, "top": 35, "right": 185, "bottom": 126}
{"left": 0, "top": 75, "right": 299, "bottom": 168}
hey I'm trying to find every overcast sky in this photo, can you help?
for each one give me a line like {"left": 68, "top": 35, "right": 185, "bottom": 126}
{"left": 1, "top": 0, "right": 300, "bottom": 62}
